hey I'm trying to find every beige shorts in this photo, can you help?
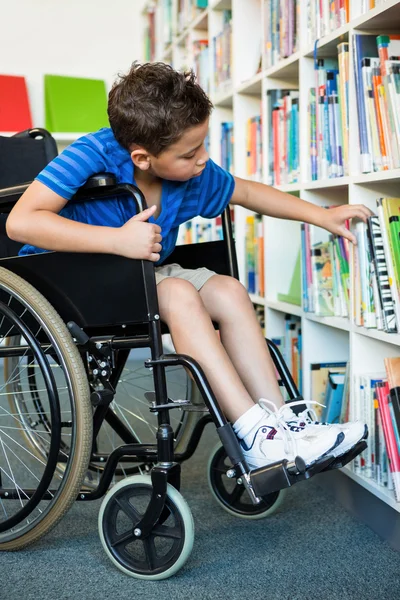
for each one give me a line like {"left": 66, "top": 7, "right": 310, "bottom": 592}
{"left": 155, "top": 263, "right": 216, "bottom": 291}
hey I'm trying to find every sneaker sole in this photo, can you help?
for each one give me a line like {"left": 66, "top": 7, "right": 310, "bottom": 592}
{"left": 330, "top": 424, "right": 369, "bottom": 459}
{"left": 304, "top": 431, "right": 345, "bottom": 467}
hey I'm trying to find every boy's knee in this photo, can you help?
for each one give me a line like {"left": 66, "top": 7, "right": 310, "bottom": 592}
{"left": 206, "top": 275, "right": 248, "bottom": 303}
{"left": 158, "top": 277, "right": 203, "bottom": 321}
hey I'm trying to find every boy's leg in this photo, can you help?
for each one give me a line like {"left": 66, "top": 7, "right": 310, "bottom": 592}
{"left": 156, "top": 275, "right": 342, "bottom": 469}
{"left": 199, "top": 274, "right": 284, "bottom": 407}
{"left": 157, "top": 276, "right": 255, "bottom": 422}
{"left": 198, "top": 274, "right": 367, "bottom": 459}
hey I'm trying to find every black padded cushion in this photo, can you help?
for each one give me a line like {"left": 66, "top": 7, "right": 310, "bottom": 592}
{"left": 0, "top": 134, "right": 57, "bottom": 188}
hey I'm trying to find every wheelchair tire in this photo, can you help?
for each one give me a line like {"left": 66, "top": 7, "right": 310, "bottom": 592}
{"left": 0, "top": 267, "right": 93, "bottom": 550}
{"left": 99, "top": 474, "right": 194, "bottom": 580}
{"left": 207, "top": 443, "right": 286, "bottom": 519}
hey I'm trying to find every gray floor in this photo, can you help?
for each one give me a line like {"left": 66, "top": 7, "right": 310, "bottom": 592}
{"left": 2, "top": 424, "right": 400, "bottom": 600}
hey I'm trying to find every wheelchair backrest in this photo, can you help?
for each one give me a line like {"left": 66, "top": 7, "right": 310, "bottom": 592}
{"left": 0, "top": 128, "right": 58, "bottom": 258}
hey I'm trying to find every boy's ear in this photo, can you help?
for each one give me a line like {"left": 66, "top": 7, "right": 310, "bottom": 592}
{"left": 130, "top": 147, "right": 151, "bottom": 171}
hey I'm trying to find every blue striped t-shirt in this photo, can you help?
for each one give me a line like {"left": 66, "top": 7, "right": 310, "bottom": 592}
{"left": 19, "top": 127, "right": 235, "bottom": 264}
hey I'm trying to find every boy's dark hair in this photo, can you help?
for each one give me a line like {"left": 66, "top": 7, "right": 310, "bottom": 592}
{"left": 108, "top": 62, "right": 213, "bottom": 156}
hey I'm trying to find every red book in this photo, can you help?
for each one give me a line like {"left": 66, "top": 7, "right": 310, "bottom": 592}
{"left": 0, "top": 74, "right": 33, "bottom": 131}
{"left": 376, "top": 381, "right": 400, "bottom": 501}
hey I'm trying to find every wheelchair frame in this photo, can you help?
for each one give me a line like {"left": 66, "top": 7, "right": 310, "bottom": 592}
{"left": 0, "top": 167, "right": 366, "bottom": 577}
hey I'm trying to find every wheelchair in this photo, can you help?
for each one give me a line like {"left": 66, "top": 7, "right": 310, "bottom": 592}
{"left": 0, "top": 129, "right": 366, "bottom": 580}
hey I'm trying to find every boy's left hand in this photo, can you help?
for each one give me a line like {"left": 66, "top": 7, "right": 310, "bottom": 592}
{"left": 317, "top": 204, "right": 373, "bottom": 244}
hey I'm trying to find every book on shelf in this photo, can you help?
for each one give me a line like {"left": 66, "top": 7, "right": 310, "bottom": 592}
{"left": 44, "top": 75, "right": 108, "bottom": 133}
{"left": 177, "top": 208, "right": 235, "bottom": 246}
{"left": 213, "top": 10, "right": 232, "bottom": 95}
{"left": 271, "top": 315, "right": 302, "bottom": 394}
{"left": 178, "top": 0, "right": 208, "bottom": 30}
{"left": 353, "top": 198, "right": 400, "bottom": 333}
{"left": 277, "top": 249, "right": 302, "bottom": 307}
{"left": 301, "top": 221, "right": 350, "bottom": 317}
{"left": 245, "top": 214, "right": 264, "bottom": 297}
{"left": 352, "top": 361, "right": 400, "bottom": 502}
{"left": 264, "top": 0, "right": 299, "bottom": 69}
{"left": 266, "top": 89, "right": 299, "bottom": 186}
{"left": 221, "top": 122, "right": 234, "bottom": 174}
{"left": 0, "top": 74, "right": 33, "bottom": 132}
{"left": 353, "top": 33, "right": 400, "bottom": 174}
{"left": 254, "top": 305, "right": 265, "bottom": 336}
{"left": 308, "top": 48, "right": 349, "bottom": 181}
{"left": 310, "top": 361, "right": 347, "bottom": 419}
{"left": 306, "top": 0, "right": 348, "bottom": 45}
{"left": 193, "top": 39, "right": 210, "bottom": 95}
{"left": 246, "top": 114, "right": 263, "bottom": 181}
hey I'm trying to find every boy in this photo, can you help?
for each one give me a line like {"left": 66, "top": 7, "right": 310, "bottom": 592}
{"left": 7, "top": 62, "right": 370, "bottom": 470}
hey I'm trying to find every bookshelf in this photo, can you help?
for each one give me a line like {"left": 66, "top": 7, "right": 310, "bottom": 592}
{"left": 149, "top": 0, "right": 400, "bottom": 514}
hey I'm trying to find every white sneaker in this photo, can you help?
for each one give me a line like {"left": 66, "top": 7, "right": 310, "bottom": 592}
{"left": 240, "top": 399, "right": 344, "bottom": 470}
{"left": 282, "top": 402, "right": 368, "bottom": 459}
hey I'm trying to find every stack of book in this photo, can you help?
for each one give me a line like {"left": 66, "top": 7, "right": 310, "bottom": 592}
{"left": 177, "top": 209, "right": 235, "bottom": 245}
{"left": 221, "top": 122, "right": 234, "bottom": 174}
{"left": 353, "top": 198, "right": 400, "bottom": 334}
{"left": 245, "top": 214, "right": 264, "bottom": 297}
{"left": 271, "top": 315, "right": 302, "bottom": 393}
{"left": 266, "top": 89, "right": 299, "bottom": 186}
{"left": 246, "top": 115, "right": 263, "bottom": 181}
{"left": 308, "top": 43, "right": 349, "bottom": 181}
{"left": 351, "top": 357, "right": 400, "bottom": 502}
{"left": 213, "top": 10, "right": 233, "bottom": 94}
{"left": 306, "top": 0, "right": 348, "bottom": 45}
{"left": 264, "top": 0, "right": 299, "bottom": 69}
{"left": 193, "top": 39, "right": 210, "bottom": 94}
{"left": 301, "top": 221, "right": 350, "bottom": 317}
{"left": 353, "top": 33, "right": 400, "bottom": 174}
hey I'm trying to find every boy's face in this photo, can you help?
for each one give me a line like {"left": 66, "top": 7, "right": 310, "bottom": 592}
{"left": 131, "top": 119, "right": 210, "bottom": 182}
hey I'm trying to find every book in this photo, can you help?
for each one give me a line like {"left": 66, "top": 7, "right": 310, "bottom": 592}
{"left": 0, "top": 74, "right": 33, "bottom": 132}
{"left": 310, "top": 361, "right": 347, "bottom": 419}
{"left": 277, "top": 249, "right": 302, "bottom": 307}
{"left": 376, "top": 381, "right": 400, "bottom": 501}
{"left": 44, "top": 74, "right": 109, "bottom": 133}
{"left": 322, "top": 371, "right": 346, "bottom": 423}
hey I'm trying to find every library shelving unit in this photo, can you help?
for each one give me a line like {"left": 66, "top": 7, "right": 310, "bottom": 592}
{"left": 145, "top": 0, "right": 400, "bottom": 520}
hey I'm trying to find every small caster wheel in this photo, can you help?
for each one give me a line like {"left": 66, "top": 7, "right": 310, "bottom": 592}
{"left": 98, "top": 474, "right": 194, "bottom": 580}
{"left": 207, "top": 443, "right": 286, "bottom": 519}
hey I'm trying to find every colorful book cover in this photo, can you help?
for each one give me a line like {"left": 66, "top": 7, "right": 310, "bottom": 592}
{"left": 0, "top": 74, "right": 33, "bottom": 131}
{"left": 310, "top": 362, "right": 347, "bottom": 418}
{"left": 44, "top": 74, "right": 108, "bottom": 132}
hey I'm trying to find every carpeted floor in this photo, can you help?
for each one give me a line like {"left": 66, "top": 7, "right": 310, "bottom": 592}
{"left": 2, "top": 423, "right": 400, "bottom": 600}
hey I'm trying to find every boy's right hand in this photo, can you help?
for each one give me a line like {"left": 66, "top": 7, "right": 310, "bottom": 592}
{"left": 115, "top": 205, "right": 162, "bottom": 261}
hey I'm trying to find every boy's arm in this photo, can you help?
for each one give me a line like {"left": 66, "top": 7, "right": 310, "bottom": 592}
{"left": 6, "top": 180, "right": 162, "bottom": 261}
{"left": 231, "top": 176, "right": 372, "bottom": 244}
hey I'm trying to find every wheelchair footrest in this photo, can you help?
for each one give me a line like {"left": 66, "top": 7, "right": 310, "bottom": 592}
{"left": 250, "top": 454, "right": 336, "bottom": 498}
{"left": 318, "top": 440, "right": 367, "bottom": 472}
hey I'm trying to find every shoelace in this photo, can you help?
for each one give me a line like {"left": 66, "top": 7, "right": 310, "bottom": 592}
{"left": 258, "top": 399, "right": 327, "bottom": 456}
{"left": 258, "top": 399, "right": 305, "bottom": 457}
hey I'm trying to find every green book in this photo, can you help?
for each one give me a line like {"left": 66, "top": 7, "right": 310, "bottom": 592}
{"left": 383, "top": 198, "right": 400, "bottom": 294}
{"left": 44, "top": 74, "right": 109, "bottom": 133}
{"left": 277, "top": 249, "right": 302, "bottom": 306}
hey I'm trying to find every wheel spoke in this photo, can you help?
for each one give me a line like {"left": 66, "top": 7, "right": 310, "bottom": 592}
{"left": 115, "top": 496, "right": 142, "bottom": 523}
{"left": 226, "top": 483, "right": 245, "bottom": 506}
{"left": 152, "top": 523, "right": 181, "bottom": 540}
{"left": 110, "top": 529, "right": 137, "bottom": 549}
{"left": 143, "top": 535, "right": 157, "bottom": 570}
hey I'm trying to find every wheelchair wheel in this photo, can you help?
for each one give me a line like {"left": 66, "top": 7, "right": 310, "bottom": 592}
{"left": 207, "top": 443, "right": 286, "bottom": 519}
{"left": 99, "top": 474, "right": 194, "bottom": 580}
{"left": 0, "top": 267, "right": 92, "bottom": 550}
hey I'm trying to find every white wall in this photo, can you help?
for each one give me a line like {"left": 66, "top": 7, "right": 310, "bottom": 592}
{"left": 0, "top": 0, "right": 147, "bottom": 127}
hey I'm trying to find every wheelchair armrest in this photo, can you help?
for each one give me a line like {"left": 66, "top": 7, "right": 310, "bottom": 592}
{"left": 72, "top": 172, "right": 147, "bottom": 214}
{"left": 0, "top": 182, "right": 31, "bottom": 212}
